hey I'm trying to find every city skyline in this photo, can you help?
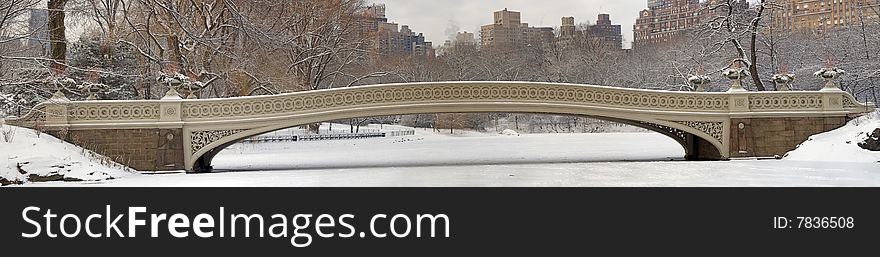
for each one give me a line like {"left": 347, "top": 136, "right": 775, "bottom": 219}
{"left": 374, "top": 0, "right": 763, "bottom": 49}
{"left": 373, "top": 0, "right": 644, "bottom": 48}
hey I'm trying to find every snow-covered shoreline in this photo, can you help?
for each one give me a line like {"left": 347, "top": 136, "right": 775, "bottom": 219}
{"left": 0, "top": 124, "right": 136, "bottom": 185}
{"left": 784, "top": 111, "right": 880, "bottom": 163}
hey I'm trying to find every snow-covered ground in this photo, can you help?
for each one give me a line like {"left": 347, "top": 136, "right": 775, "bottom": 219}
{"left": 219, "top": 129, "right": 683, "bottom": 171}
{"left": 0, "top": 124, "right": 134, "bottom": 185}
{"left": 784, "top": 111, "right": 880, "bottom": 163}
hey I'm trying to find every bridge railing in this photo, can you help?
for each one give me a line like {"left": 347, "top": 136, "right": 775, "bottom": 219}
{"left": 5, "top": 81, "right": 875, "bottom": 129}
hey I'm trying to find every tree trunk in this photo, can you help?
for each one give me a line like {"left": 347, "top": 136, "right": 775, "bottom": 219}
{"left": 749, "top": 1, "right": 767, "bottom": 91}
{"left": 514, "top": 115, "right": 519, "bottom": 130}
{"left": 47, "top": 0, "right": 69, "bottom": 65}
{"left": 167, "top": 35, "right": 182, "bottom": 71}
{"left": 749, "top": 44, "right": 764, "bottom": 91}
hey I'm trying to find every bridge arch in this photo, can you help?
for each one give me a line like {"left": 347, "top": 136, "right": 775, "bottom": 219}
{"left": 186, "top": 101, "right": 727, "bottom": 172}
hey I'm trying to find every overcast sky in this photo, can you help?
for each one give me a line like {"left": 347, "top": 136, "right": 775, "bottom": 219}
{"left": 372, "top": 0, "right": 649, "bottom": 49}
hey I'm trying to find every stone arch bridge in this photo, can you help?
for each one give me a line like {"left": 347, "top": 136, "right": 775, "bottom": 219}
{"left": 6, "top": 81, "right": 874, "bottom": 172}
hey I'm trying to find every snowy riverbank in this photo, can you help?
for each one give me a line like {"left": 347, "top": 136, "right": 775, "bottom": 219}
{"left": 785, "top": 111, "right": 880, "bottom": 163}
{"left": 0, "top": 125, "right": 134, "bottom": 185}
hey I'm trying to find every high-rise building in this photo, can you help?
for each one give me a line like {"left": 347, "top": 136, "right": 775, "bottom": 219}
{"left": 376, "top": 22, "right": 433, "bottom": 57}
{"left": 481, "top": 8, "right": 555, "bottom": 48}
{"left": 367, "top": 4, "right": 434, "bottom": 58}
{"left": 633, "top": 0, "right": 749, "bottom": 49}
{"left": 590, "top": 14, "right": 623, "bottom": 49}
{"left": 356, "top": 3, "right": 388, "bottom": 35}
{"left": 770, "top": 0, "right": 880, "bottom": 32}
{"left": 481, "top": 8, "right": 524, "bottom": 47}
{"left": 413, "top": 41, "right": 435, "bottom": 57}
{"left": 455, "top": 31, "right": 476, "bottom": 46}
{"left": 557, "top": 14, "right": 624, "bottom": 49}
{"left": 633, "top": 0, "right": 705, "bottom": 48}
{"left": 560, "top": 17, "right": 577, "bottom": 37}
{"left": 526, "top": 27, "right": 555, "bottom": 47}
{"left": 27, "top": 8, "right": 49, "bottom": 55}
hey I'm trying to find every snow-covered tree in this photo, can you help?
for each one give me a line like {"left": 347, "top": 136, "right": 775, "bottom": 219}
{"left": 67, "top": 36, "right": 140, "bottom": 100}
{"left": 699, "top": 0, "right": 775, "bottom": 91}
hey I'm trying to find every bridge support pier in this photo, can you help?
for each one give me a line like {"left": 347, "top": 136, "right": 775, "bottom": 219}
{"left": 728, "top": 116, "right": 847, "bottom": 158}
{"left": 685, "top": 135, "right": 725, "bottom": 161}
{"left": 47, "top": 128, "right": 186, "bottom": 171}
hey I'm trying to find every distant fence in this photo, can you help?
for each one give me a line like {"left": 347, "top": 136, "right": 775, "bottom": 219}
{"left": 385, "top": 130, "right": 416, "bottom": 137}
{"left": 242, "top": 130, "right": 415, "bottom": 143}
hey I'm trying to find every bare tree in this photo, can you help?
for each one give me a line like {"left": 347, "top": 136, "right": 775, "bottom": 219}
{"left": 434, "top": 113, "right": 472, "bottom": 134}
{"left": 701, "top": 0, "right": 777, "bottom": 91}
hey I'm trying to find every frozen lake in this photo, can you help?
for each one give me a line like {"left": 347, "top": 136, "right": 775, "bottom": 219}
{"left": 29, "top": 128, "right": 880, "bottom": 187}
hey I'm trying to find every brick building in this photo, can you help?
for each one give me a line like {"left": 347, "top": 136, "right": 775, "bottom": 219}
{"left": 769, "top": 0, "right": 880, "bottom": 32}
{"left": 356, "top": 3, "right": 388, "bottom": 35}
{"left": 556, "top": 15, "right": 624, "bottom": 49}
{"left": 560, "top": 16, "right": 577, "bottom": 37}
{"left": 633, "top": 0, "right": 749, "bottom": 49}
{"left": 481, "top": 8, "right": 555, "bottom": 48}
{"left": 590, "top": 14, "right": 623, "bottom": 49}
{"left": 358, "top": 4, "right": 435, "bottom": 58}
{"left": 455, "top": 31, "right": 476, "bottom": 46}
{"left": 376, "top": 23, "right": 433, "bottom": 57}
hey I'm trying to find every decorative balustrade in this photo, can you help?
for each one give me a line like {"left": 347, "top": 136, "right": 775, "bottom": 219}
{"left": 5, "top": 81, "right": 874, "bottom": 128}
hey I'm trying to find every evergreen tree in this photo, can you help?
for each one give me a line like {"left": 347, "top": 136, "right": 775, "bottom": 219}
{"left": 67, "top": 37, "right": 140, "bottom": 100}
